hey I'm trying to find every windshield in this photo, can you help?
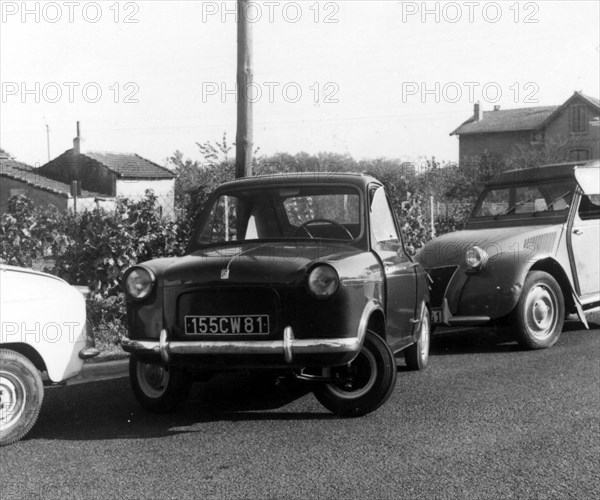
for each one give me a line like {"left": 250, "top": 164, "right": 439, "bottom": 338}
{"left": 473, "top": 181, "right": 576, "bottom": 218}
{"left": 193, "top": 185, "right": 362, "bottom": 247}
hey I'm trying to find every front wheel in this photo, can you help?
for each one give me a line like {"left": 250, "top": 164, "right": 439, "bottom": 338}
{"left": 513, "top": 271, "right": 565, "bottom": 350}
{"left": 129, "top": 357, "right": 191, "bottom": 414}
{"left": 404, "top": 304, "right": 431, "bottom": 370}
{"left": 313, "top": 331, "right": 397, "bottom": 417}
{"left": 0, "top": 349, "right": 44, "bottom": 446}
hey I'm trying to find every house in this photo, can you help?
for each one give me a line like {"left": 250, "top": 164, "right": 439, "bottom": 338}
{"left": 0, "top": 154, "right": 109, "bottom": 215}
{"left": 451, "top": 91, "right": 600, "bottom": 166}
{"left": 36, "top": 124, "right": 176, "bottom": 217}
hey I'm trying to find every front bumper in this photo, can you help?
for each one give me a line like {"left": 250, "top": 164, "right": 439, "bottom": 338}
{"left": 121, "top": 326, "right": 365, "bottom": 368}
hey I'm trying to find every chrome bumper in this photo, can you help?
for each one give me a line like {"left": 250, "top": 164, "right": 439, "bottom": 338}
{"left": 121, "top": 326, "right": 365, "bottom": 365}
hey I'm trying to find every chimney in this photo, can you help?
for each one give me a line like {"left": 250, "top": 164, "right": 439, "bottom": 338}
{"left": 494, "top": 105, "right": 501, "bottom": 111}
{"left": 73, "top": 121, "right": 81, "bottom": 155}
{"left": 474, "top": 102, "right": 483, "bottom": 121}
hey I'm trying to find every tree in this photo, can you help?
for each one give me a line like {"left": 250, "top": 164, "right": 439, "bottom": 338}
{"left": 507, "top": 135, "right": 585, "bottom": 170}
{"left": 196, "top": 132, "right": 234, "bottom": 167}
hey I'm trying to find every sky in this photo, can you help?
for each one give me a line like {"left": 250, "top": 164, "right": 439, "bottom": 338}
{"left": 1, "top": 0, "right": 599, "bottom": 168}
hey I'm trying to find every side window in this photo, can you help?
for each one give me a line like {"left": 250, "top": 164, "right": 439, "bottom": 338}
{"left": 370, "top": 187, "right": 401, "bottom": 251}
{"left": 198, "top": 195, "right": 252, "bottom": 244}
{"left": 578, "top": 194, "right": 600, "bottom": 221}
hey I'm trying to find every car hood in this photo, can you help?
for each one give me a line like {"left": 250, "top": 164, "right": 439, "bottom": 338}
{"left": 416, "top": 224, "right": 563, "bottom": 268}
{"left": 0, "top": 264, "right": 77, "bottom": 304}
{"left": 141, "top": 241, "right": 365, "bottom": 286}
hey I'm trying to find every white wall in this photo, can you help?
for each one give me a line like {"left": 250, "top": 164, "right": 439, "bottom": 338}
{"left": 115, "top": 178, "right": 175, "bottom": 218}
{"left": 67, "top": 196, "right": 115, "bottom": 212}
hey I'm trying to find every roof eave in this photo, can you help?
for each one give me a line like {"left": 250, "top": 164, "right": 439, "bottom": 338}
{"left": 0, "top": 172, "right": 70, "bottom": 198}
{"left": 537, "top": 92, "right": 600, "bottom": 130}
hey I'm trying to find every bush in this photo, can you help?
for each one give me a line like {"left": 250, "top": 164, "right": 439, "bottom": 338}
{"left": 0, "top": 191, "right": 189, "bottom": 347}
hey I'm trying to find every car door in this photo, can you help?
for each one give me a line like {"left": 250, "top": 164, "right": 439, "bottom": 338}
{"left": 571, "top": 168, "right": 600, "bottom": 298}
{"left": 369, "top": 186, "right": 417, "bottom": 349}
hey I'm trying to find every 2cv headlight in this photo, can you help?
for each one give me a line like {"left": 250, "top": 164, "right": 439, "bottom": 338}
{"left": 123, "top": 266, "right": 156, "bottom": 300}
{"left": 307, "top": 264, "right": 339, "bottom": 299}
{"left": 465, "top": 246, "right": 489, "bottom": 272}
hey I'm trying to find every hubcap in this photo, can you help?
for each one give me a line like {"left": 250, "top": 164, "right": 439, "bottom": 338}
{"left": 326, "top": 349, "right": 377, "bottom": 399}
{"left": 137, "top": 362, "right": 169, "bottom": 398}
{"left": 525, "top": 284, "right": 557, "bottom": 340}
{"left": 0, "top": 371, "right": 26, "bottom": 432}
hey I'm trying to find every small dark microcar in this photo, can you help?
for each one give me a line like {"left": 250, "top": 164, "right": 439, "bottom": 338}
{"left": 121, "top": 173, "right": 431, "bottom": 417}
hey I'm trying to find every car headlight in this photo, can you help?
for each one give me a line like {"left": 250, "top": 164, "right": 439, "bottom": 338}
{"left": 465, "top": 246, "right": 489, "bottom": 271}
{"left": 307, "top": 264, "right": 339, "bottom": 299}
{"left": 123, "top": 266, "right": 156, "bottom": 300}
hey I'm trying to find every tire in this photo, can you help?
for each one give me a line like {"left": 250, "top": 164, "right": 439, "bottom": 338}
{"left": 0, "top": 349, "right": 44, "bottom": 447}
{"left": 513, "top": 271, "right": 565, "bottom": 350}
{"left": 129, "top": 357, "right": 191, "bottom": 414}
{"left": 313, "top": 331, "right": 397, "bottom": 417}
{"left": 404, "top": 304, "right": 431, "bottom": 370}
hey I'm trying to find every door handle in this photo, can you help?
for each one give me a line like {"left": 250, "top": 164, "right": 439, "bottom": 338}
{"left": 573, "top": 229, "right": 584, "bottom": 236}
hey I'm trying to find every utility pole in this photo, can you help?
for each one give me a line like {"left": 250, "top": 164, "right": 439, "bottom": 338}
{"left": 235, "top": 0, "right": 253, "bottom": 178}
{"left": 46, "top": 123, "right": 51, "bottom": 162}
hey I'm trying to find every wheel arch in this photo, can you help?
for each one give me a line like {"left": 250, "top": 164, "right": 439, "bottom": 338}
{"left": 528, "top": 258, "right": 576, "bottom": 314}
{"left": 0, "top": 343, "right": 47, "bottom": 373}
{"left": 366, "top": 308, "right": 386, "bottom": 340}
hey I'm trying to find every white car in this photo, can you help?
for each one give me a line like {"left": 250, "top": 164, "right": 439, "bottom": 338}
{"left": 0, "top": 264, "right": 99, "bottom": 446}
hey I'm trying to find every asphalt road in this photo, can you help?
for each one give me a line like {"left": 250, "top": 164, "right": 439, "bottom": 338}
{"left": 2, "top": 320, "right": 599, "bottom": 500}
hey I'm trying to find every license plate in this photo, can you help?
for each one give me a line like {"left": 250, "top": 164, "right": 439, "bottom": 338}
{"left": 432, "top": 309, "right": 443, "bottom": 324}
{"left": 185, "top": 315, "right": 270, "bottom": 335}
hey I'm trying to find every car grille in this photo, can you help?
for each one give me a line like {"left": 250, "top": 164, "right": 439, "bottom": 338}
{"left": 427, "top": 266, "right": 458, "bottom": 307}
{"left": 177, "top": 286, "right": 280, "bottom": 333}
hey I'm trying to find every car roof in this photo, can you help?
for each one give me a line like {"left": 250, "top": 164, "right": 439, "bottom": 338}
{"left": 216, "top": 172, "right": 382, "bottom": 191}
{"left": 488, "top": 160, "right": 600, "bottom": 186}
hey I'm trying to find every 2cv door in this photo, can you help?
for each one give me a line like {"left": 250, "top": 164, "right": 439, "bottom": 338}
{"left": 571, "top": 168, "right": 600, "bottom": 298}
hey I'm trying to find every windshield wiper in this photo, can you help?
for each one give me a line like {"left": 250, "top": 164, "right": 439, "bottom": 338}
{"left": 495, "top": 197, "right": 536, "bottom": 219}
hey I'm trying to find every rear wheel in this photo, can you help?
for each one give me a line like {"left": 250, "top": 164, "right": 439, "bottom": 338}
{"left": 313, "top": 331, "right": 396, "bottom": 417}
{"left": 0, "top": 349, "right": 44, "bottom": 446}
{"left": 513, "top": 271, "right": 564, "bottom": 350}
{"left": 129, "top": 357, "right": 191, "bottom": 413}
{"left": 404, "top": 304, "right": 431, "bottom": 370}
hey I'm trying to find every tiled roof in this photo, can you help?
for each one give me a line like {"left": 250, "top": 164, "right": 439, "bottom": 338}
{"left": 451, "top": 92, "right": 600, "bottom": 136}
{"left": 451, "top": 106, "right": 559, "bottom": 135}
{"left": 1, "top": 157, "right": 103, "bottom": 198}
{"left": 83, "top": 151, "right": 175, "bottom": 179}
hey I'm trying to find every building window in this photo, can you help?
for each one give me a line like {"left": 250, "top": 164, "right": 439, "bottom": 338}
{"left": 531, "top": 131, "right": 544, "bottom": 144}
{"left": 9, "top": 188, "right": 27, "bottom": 198}
{"left": 569, "top": 105, "right": 588, "bottom": 133}
{"left": 569, "top": 149, "right": 590, "bottom": 161}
